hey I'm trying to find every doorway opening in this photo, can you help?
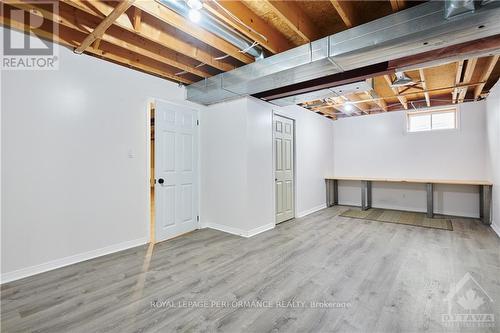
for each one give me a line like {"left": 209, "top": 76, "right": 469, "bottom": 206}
{"left": 273, "top": 114, "right": 295, "bottom": 224}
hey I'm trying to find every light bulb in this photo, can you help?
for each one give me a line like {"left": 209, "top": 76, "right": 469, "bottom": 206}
{"left": 344, "top": 103, "right": 354, "bottom": 112}
{"left": 187, "top": 0, "right": 203, "bottom": 10}
{"left": 189, "top": 9, "right": 201, "bottom": 22}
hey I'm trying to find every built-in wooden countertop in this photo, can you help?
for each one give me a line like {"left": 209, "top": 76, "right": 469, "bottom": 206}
{"left": 325, "top": 176, "right": 493, "bottom": 186}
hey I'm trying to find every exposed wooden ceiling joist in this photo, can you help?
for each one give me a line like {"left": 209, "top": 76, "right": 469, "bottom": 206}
{"left": 474, "top": 55, "right": 499, "bottom": 99}
{"left": 329, "top": 1, "right": 357, "bottom": 28}
{"left": 366, "top": 90, "right": 388, "bottom": 112}
{"left": 9, "top": 2, "right": 211, "bottom": 79}
{"left": 61, "top": 0, "right": 234, "bottom": 72}
{"left": 0, "top": 6, "right": 192, "bottom": 84}
{"left": 452, "top": 60, "right": 464, "bottom": 104}
{"left": 134, "top": 1, "right": 254, "bottom": 64}
{"left": 457, "top": 58, "right": 477, "bottom": 103}
{"left": 418, "top": 68, "right": 431, "bottom": 107}
{"left": 75, "top": 0, "right": 135, "bottom": 54}
{"left": 264, "top": 0, "right": 322, "bottom": 43}
{"left": 133, "top": 7, "right": 142, "bottom": 32}
{"left": 202, "top": 1, "right": 293, "bottom": 54}
{"left": 390, "top": 0, "right": 406, "bottom": 12}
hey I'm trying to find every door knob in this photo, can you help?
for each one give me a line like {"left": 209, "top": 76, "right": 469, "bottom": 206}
{"left": 158, "top": 178, "right": 165, "bottom": 184}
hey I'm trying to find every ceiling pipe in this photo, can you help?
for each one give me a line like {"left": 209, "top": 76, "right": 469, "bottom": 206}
{"left": 157, "top": 0, "right": 265, "bottom": 60}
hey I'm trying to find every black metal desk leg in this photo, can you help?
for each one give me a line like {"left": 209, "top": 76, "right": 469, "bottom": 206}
{"left": 480, "top": 185, "right": 492, "bottom": 225}
{"left": 367, "top": 181, "right": 372, "bottom": 209}
{"left": 333, "top": 180, "right": 338, "bottom": 206}
{"left": 426, "top": 183, "right": 434, "bottom": 218}
{"left": 326, "top": 179, "right": 331, "bottom": 207}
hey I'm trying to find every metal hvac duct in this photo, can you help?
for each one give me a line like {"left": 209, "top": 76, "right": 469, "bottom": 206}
{"left": 157, "top": 0, "right": 264, "bottom": 60}
{"left": 444, "top": 0, "right": 477, "bottom": 18}
{"left": 186, "top": 0, "right": 500, "bottom": 106}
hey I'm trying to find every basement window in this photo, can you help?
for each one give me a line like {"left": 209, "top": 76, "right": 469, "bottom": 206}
{"left": 407, "top": 108, "right": 457, "bottom": 133}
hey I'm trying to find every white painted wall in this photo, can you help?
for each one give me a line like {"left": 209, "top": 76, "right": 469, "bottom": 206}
{"left": 332, "top": 102, "right": 489, "bottom": 217}
{"left": 485, "top": 81, "right": 500, "bottom": 235}
{"left": 200, "top": 98, "right": 334, "bottom": 235}
{"left": 199, "top": 97, "right": 274, "bottom": 236}
{"left": 1, "top": 28, "right": 198, "bottom": 282}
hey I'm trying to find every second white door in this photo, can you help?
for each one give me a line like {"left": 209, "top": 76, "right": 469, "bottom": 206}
{"left": 274, "top": 115, "right": 295, "bottom": 224}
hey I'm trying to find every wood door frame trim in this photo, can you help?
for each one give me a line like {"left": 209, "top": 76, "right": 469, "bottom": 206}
{"left": 148, "top": 100, "right": 156, "bottom": 244}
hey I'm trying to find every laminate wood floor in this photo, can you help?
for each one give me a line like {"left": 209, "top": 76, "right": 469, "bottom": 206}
{"left": 2, "top": 206, "right": 500, "bottom": 333}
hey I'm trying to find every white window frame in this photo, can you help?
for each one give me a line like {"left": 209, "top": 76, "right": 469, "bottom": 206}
{"left": 406, "top": 107, "right": 459, "bottom": 133}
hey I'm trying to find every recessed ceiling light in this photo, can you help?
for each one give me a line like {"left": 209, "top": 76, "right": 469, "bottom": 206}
{"left": 186, "top": 0, "right": 202, "bottom": 10}
{"left": 189, "top": 8, "right": 201, "bottom": 22}
{"left": 344, "top": 103, "right": 354, "bottom": 112}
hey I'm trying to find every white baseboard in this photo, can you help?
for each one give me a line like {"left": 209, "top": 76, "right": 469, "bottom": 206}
{"left": 202, "top": 222, "right": 274, "bottom": 238}
{"left": 246, "top": 223, "right": 275, "bottom": 237}
{"left": 297, "top": 203, "right": 326, "bottom": 218}
{"left": 0, "top": 237, "right": 149, "bottom": 284}
{"left": 491, "top": 223, "right": 500, "bottom": 238}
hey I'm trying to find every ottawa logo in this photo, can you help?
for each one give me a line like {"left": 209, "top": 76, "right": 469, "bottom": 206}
{"left": 442, "top": 272, "right": 495, "bottom": 328}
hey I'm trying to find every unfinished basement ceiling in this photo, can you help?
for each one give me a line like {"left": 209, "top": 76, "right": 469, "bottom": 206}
{"left": 2, "top": 0, "right": 499, "bottom": 118}
{"left": 298, "top": 56, "right": 500, "bottom": 120}
{"left": 0, "top": 0, "right": 427, "bottom": 83}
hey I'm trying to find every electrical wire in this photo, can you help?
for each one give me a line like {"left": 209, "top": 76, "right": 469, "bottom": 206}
{"left": 214, "top": 41, "right": 260, "bottom": 60}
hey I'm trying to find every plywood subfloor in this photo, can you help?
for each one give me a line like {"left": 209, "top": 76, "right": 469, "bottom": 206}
{"left": 1, "top": 206, "right": 499, "bottom": 332}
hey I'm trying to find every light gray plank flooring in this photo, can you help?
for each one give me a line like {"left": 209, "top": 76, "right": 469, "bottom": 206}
{"left": 1, "top": 206, "right": 499, "bottom": 333}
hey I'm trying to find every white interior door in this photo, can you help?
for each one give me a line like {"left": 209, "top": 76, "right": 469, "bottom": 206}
{"left": 274, "top": 114, "right": 295, "bottom": 223}
{"left": 154, "top": 100, "right": 198, "bottom": 242}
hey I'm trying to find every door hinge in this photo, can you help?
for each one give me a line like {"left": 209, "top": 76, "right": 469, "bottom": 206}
{"left": 196, "top": 119, "right": 199, "bottom": 126}
{"left": 196, "top": 215, "right": 200, "bottom": 222}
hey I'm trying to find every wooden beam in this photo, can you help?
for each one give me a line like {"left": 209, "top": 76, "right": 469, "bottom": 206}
{"left": 390, "top": 0, "right": 406, "bottom": 12}
{"left": 457, "top": 58, "right": 477, "bottom": 103}
{"left": 384, "top": 74, "right": 408, "bottom": 109}
{"left": 366, "top": 90, "right": 388, "bottom": 111}
{"left": 202, "top": 1, "right": 292, "bottom": 54}
{"left": 9, "top": 2, "right": 211, "bottom": 79}
{"left": 133, "top": 7, "right": 142, "bottom": 32}
{"left": 389, "top": 35, "right": 500, "bottom": 70}
{"left": 264, "top": 0, "right": 321, "bottom": 42}
{"left": 0, "top": 7, "right": 192, "bottom": 84}
{"left": 345, "top": 94, "right": 371, "bottom": 114}
{"left": 329, "top": 0, "right": 357, "bottom": 28}
{"left": 312, "top": 82, "right": 486, "bottom": 109}
{"left": 134, "top": 1, "right": 254, "bottom": 64}
{"left": 92, "top": 38, "right": 101, "bottom": 50}
{"left": 62, "top": 0, "right": 234, "bottom": 72}
{"left": 75, "top": 0, "right": 135, "bottom": 54}
{"left": 418, "top": 68, "right": 431, "bottom": 107}
{"left": 452, "top": 60, "right": 464, "bottom": 104}
{"left": 474, "top": 55, "right": 499, "bottom": 100}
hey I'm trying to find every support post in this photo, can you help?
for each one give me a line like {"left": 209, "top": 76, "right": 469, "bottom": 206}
{"left": 480, "top": 185, "right": 492, "bottom": 225}
{"left": 361, "top": 180, "right": 372, "bottom": 211}
{"left": 426, "top": 183, "right": 434, "bottom": 218}
{"left": 326, "top": 179, "right": 331, "bottom": 207}
{"left": 367, "top": 181, "right": 372, "bottom": 209}
{"left": 333, "top": 179, "right": 339, "bottom": 206}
